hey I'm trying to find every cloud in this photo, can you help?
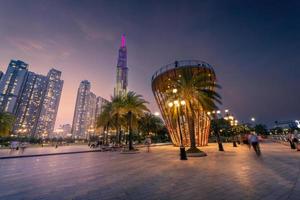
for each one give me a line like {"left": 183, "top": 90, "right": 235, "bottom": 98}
{"left": 5, "top": 36, "right": 72, "bottom": 60}
{"left": 6, "top": 37, "right": 46, "bottom": 52}
{"left": 75, "top": 19, "right": 114, "bottom": 41}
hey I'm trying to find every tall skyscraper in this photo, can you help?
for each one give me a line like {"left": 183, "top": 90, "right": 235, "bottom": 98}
{"left": 72, "top": 81, "right": 108, "bottom": 139}
{"left": 35, "top": 69, "right": 64, "bottom": 138}
{"left": 114, "top": 34, "right": 128, "bottom": 97}
{"left": 0, "top": 60, "right": 63, "bottom": 137}
{"left": 0, "top": 60, "right": 29, "bottom": 113}
{"left": 72, "top": 80, "right": 91, "bottom": 138}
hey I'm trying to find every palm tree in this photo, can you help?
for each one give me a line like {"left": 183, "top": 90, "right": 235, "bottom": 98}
{"left": 0, "top": 112, "right": 15, "bottom": 137}
{"left": 170, "top": 67, "right": 222, "bottom": 153}
{"left": 97, "top": 101, "right": 115, "bottom": 144}
{"left": 123, "top": 91, "right": 149, "bottom": 150}
{"left": 110, "top": 95, "right": 126, "bottom": 144}
{"left": 138, "top": 113, "right": 164, "bottom": 139}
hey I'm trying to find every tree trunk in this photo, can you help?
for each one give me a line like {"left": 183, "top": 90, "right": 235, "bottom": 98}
{"left": 214, "top": 118, "right": 224, "bottom": 151}
{"left": 128, "top": 111, "right": 134, "bottom": 150}
{"left": 116, "top": 114, "right": 119, "bottom": 144}
{"left": 187, "top": 101, "right": 197, "bottom": 150}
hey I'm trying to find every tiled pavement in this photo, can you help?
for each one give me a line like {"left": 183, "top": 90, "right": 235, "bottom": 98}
{"left": 0, "top": 142, "right": 299, "bottom": 200}
{"left": 0, "top": 145, "right": 95, "bottom": 158}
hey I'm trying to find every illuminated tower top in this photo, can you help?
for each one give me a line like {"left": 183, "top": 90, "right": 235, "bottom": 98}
{"left": 114, "top": 34, "right": 128, "bottom": 97}
{"left": 121, "top": 34, "right": 126, "bottom": 47}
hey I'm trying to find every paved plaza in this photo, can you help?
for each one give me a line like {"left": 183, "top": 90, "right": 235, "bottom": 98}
{"left": 0, "top": 141, "right": 300, "bottom": 200}
{"left": 0, "top": 145, "right": 95, "bottom": 158}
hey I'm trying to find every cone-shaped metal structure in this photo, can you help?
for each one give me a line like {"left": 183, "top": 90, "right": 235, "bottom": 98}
{"left": 151, "top": 60, "right": 216, "bottom": 147}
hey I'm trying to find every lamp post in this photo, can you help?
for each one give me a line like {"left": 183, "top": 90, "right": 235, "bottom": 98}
{"left": 251, "top": 117, "right": 256, "bottom": 131}
{"left": 224, "top": 110, "right": 239, "bottom": 147}
{"left": 168, "top": 99, "right": 188, "bottom": 160}
{"left": 208, "top": 110, "right": 224, "bottom": 151}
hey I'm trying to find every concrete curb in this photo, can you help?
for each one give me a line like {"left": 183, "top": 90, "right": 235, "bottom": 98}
{"left": 0, "top": 149, "right": 103, "bottom": 160}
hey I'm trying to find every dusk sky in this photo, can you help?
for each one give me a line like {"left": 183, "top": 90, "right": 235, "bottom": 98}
{"left": 0, "top": 0, "right": 299, "bottom": 128}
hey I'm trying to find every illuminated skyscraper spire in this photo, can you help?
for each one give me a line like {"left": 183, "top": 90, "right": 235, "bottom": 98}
{"left": 114, "top": 34, "right": 128, "bottom": 97}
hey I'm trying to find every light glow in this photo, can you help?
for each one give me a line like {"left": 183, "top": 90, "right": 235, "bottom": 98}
{"left": 154, "top": 112, "right": 160, "bottom": 116}
{"left": 174, "top": 100, "right": 179, "bottom": 106}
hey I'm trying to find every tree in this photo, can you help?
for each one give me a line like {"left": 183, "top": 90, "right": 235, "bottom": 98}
{"left": 254, "top": 124, "right": 268, "bottom": 136}
{"left": 138, "top": 113, "right": 164, "bottom": 138}
{"left": 0, "top": 112, "right": 15, "bottom": 137}
{"left": 97, "top": 101, "right": 114, "bottom": 144}
{"left": 170, "top": 67, "right": 222, "bottom": 153}
{"left": 110, "top": 95, "right": 126, "bottom": 144}
{"left": 122, "top": 91, "right": 149, "bottom": 150}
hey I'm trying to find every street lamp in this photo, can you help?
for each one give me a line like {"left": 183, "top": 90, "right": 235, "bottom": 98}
{"left": 251, "top": 117, "right": 255, "bottom": 122}
{"left": 168, "top": 99, "right": 188, "bottom": 160}
{"left": 207, "top": 110, "right": 224, "bottom": 151}
{"left": 154, "top": 112, "right": 160, "bottom": 116}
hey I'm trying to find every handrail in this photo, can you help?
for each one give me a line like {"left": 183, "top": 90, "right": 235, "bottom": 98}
{"left": 151, "top": 60, "right": 214, "bottom": 81}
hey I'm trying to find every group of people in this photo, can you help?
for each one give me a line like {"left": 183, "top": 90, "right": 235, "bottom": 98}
{"left": 9, "top": 141, "right": 27, "bottom": 154}
{"left": 287, "top": 130, "right": 300, "bottom": 151}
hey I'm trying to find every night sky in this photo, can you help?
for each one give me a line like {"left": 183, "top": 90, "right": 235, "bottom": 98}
{"left": 0, "top": 0, "right": 299, "bottom": 128}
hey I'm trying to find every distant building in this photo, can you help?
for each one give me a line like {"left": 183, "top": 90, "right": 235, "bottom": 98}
{"left": 114, "top": 34, "right": 128, "bottom": 97}
{"left": 71, "top": 80, "right": 108, "bottom": 139}
{"left": 0, "top": 60, "right": 29, "bottom": 113}
{"left": 13, "top": 72, "right": 48, "bottom": 136}
{"left": 0, "top": 71, "right": 3, "bottom": 82}
{"left": 72, "top": 80, "right": 91, "bottom": 139}
{"left": 0, "top": 60, "right": 63, "bottom": 137}
{"left": 87, "top": 92, "right": 97, "bottom": 132}
{"left": 54, "top": 124, "right": 72, "bottom": 138}
{"left": 95, "top": 96, "right": 109, "bottom": 135}
{"left": 35, "top": 69, "right": 64, "bottom": 138}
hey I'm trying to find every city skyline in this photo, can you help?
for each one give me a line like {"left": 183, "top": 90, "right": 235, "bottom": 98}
{"left": 0, "top": 0, "right": 299, "bottom": 127}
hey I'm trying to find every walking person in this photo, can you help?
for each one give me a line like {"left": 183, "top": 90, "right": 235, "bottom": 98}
{"left": 145, "top": 135, "right": 151, "bottom": 153}
{"left": 249, "top": 132, "right": 261, "bottom": 156}
{"left": 247, "top": 133, "right": 252, "bottom": 149}
{"left": 293, "top": 130, "right": 300, "bottom": 151}
{"left": 287, "top": 132, "right": 296, "bottom": 149}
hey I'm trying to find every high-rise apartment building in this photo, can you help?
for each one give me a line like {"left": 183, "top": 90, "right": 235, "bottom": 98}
{"left": 0, "top": 60, "right": 63, "bottom": 137}
{"left": 72, "top": 80, "right": 108, "bottom": 139}
{"left": 87, "top": 92, "right": 97, "bottom": 131}
{"left": 13, "top": 72, "right": 48, "bottom": 136}
{"left": 71, "top": 80, "right": 91, "bottom": 138}
{"left": 95, "top": 96, "right": 108, "bottom": 124}
{"left": 114, "top": 34, "right": 128, "bottom": 97}
{"left": 0, "top": 71, "right": 4, "bottom": 82}
{"left": 35, "top": 69, "right": 64, "bottom": 138}
{"left": 95, "top": 96, "right": 109, "bottom": 135}
{"left": 0, "top": 60, "right": 29, "bottom": 113}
